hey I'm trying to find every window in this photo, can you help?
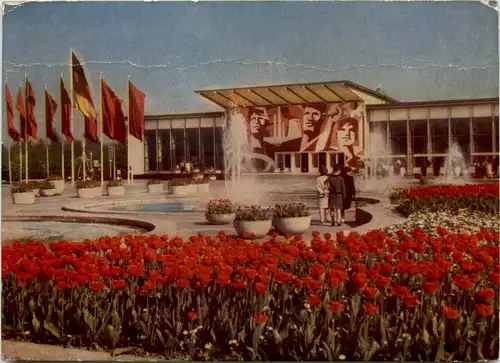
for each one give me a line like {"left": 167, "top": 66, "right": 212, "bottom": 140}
{"left": 389, "top": 120, "right": 407, "bottom": 155}
{"left": 472, "top": 117, "right": 493, "bottom": 153}
{"left": 186, "top": 128, "right": 200, "bottom": 164}
{"left": 214, "top": 127, "right": 224, "bottom": 170}
{"left": 410, "top": 119, "right": 427, "bottom": 154}
{"left": 451, "top": 118, "right": 470, "bottom": 154}
{"left": 200, "top": 127, "right": 215, "bottom": 169}
{"left": 158, "top": 129, "right": 171, "bottom": 171}
{"left": 171, "top": 129, "right": 185, "bottom": 167}
{"left": 312, "top": 153, "right": 318, "bottom": 168}
{"left": 430, "top": 118, "right": 448, "bottom": 154}
{"left": 144, "top": 130, "right": 157, "bottom": 171}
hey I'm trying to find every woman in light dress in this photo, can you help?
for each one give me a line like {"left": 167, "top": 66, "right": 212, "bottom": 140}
{"left": 316, "top": 166, "right": 330, "bottom": 225}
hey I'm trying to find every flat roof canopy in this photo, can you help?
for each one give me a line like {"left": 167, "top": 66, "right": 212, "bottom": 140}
{"left": 195, "top": 81, "right": 368, "bottom": 109}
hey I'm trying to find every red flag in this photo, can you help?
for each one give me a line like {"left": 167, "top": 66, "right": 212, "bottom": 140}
{"left": 5, "top": 84, "right": 20, "bottom": 141}
{"left": 60, "top": 78, "right": 74, "bottom": 143}
{"left": 45, "top": 90, "right": 58, "bottom": 142}
{"left": 101, "top": 79, "right": 126, "bottom": 145}
{"left": 128, "top": 80, "right": 145, "bottom": 141}
{"left": 113, "top": 94, "right": 127, "bottom": 145}
{"left": 84, "top": 116, "right": 99, "bottom": 143}
{"left": 25, "top": 79, "right": 38, "bottom": 140}
{"left": 16, "top": 87, "right": 26, "bottom": 140}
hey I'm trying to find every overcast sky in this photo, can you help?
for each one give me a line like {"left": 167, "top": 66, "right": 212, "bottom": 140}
{"left": 2, "top": 1, "right": 498, "bottom": 142}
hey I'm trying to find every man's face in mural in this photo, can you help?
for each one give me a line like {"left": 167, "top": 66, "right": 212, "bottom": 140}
{"left": 302, "top": 106, "right": 323, "bottom": 134}
{"left": 337, "top": 120, "right": 356, "bottom": 147}
{"left": 249, "top": 109, "right": 270, "bottom": 139}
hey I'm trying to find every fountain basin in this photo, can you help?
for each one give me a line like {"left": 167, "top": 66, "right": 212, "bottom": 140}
{"left": 1, "top": 215, "right": 155, "bottom": 243}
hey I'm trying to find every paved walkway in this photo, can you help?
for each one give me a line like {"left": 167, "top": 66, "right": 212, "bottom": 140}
{"left": 2, "top": 176, "right": 409, "bottom": 242}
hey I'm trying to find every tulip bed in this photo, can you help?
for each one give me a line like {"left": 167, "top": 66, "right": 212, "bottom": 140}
{"left": 2, "top": 228, "right": 500, "bottom": 361}
{"left": 392, "top": 182, "right": 499, "bottom": 217}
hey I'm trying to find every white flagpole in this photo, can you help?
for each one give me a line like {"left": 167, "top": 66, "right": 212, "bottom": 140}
{"left": 60, "top": 73, "right": 65, "bottom": 182}
{"left": 8, "top": 144, "right": 12, "bottom": 185}
{"left": 18, "top": 81, "right": 23, "bottom": 183}
{"left": 100, "top": 74, "right": 104, "bottom": 186}
{"left": 127, "top": 76, "right": 131, "bottom": 184}
{"left": 24, "top": 74, "right": 28, "bottom": 183}
{"left": 45, "top": 85, "right": 50, "bottom": 178}
{"left": 69, "top": 49, "right": 75, "bottom": 185}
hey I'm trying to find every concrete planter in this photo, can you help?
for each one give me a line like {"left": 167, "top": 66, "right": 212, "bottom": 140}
{"left": 206, "top": 213, "right": 236, "bottom": 225}
{"left": 193, "top": 174, "right": 204, "bottom": 180}
{"left": 174, "top": 170, "right": 181, "bottom": 174}
{"left": 49, "top": 179, "right": 65, "bottom": 194}
{"left": 196, "top": 183, "right": 210, "bottom": 194}
{"left": 40, "top": 188, "right": 57, "bottom": 197}
{"left": 77, "top": 187, "right": 102, "bottom": 198}
{"left": 234, "top": 220, "right": 272, "bottom": 239}
{"left": 193, "top": 168, "right": 201, "bottom": 173}
{"left": 273, "top": 216, "right": 312, "bottom": 235}
{"left": 108, "top": 186, "right": 125, "bottom": 196}
{"left": 171, "top": 185, "right": 192, "bottom": 196}
{"left": 147, "top": 184, "right": 163, "bottom": 193}
{"left": 208, "top": 175, "right": 217, "bottom": 181}
{"left": 12, "top": 191, "right": 36, "bottom": 204}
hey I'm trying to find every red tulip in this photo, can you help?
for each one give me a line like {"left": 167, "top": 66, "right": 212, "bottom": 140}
{"left": 443, "top": 306, "right": 460, "bottom": 319}
{"left": 327, "top": 301, "right": 345, "bottom": 313}
{"left": 253, "top": 314, "right": 269, "bottom": 324}
{"left": 363, "top": 287, "right": 378, "bottom": 300}
{"left": 422, "top": 282, "right": 439, "bottom": 294}
{"left": 187, "top": 311, "right": 197, "bottom": 321}
{"left": 363, "top": 304, "right": 379, "bottom": 315}
{"left": 307, "top": 294, "right": 322, "bottom": 307}
{"left": 477, "top": 288, "right": 496, "bottom": 301}
{"left": 475, "top": 304, "right": 494, "bottom": 317}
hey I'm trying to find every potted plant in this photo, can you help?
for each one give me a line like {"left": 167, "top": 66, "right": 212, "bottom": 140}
{"left": 147, "top": 179, "right": 163, "bottom": 193}
{"left": 169, "top": 178, "right": 193, "bottom": 196}
{"left": 272, "top": 202, "right": 312, "bottom": 235}
{"left": 234, "top": 205, "right": 273, "bottom": 238}
{"left": 46, "top": 175, "right": 65, "bottom": 194}
{"left": 11, "top": 183, "right": 36, "bottom": 204}
{"left": 29, "top": 181, "right": 41, "bottom": 196}
{"left": 205, "top": 199, "right": 236, "bottom": 225}
{"left": 174, "top": 167, "right": 181, "bottom": 174}
{"left": 205, "top": 167, "right": 217, "bottom": 181}
{"left": 107, "top": 180, "right": 125, "bottom": 196}
{"left": 192, "top": 173, "right": 204, "bottom": 180}
{"left": 194, "top": 178, "right": 210, "bottom": 193}
{"left": 39, "top": 181, "right": 57, "bottom": 197}
{"left": 75, "top": 180, "right": 102, "bottom": 198}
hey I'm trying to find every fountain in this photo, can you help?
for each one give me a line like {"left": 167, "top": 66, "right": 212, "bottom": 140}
{"left": 357, "top": 129, "right": 406, "bottom": 194}
{"left": 439, "top": 142, "right": 471, "bottom": 185}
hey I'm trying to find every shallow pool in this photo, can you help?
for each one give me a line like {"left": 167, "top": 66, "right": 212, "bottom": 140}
{"left": 111, "top": 201, "right": 200, "bottom": 213}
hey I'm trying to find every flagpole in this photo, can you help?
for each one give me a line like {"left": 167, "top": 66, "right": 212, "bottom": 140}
{"left": 69, "top": 49, "right": 75, "bottom": 186}
{"left": 100, "top": 73, "right": 104, "bottom": 186}
{"left": 8, "top": 144, "right": 12, "bottom": 185}
{"left": 44, "top": 84, "right": 50, "bottom": 178}
{"left": 60, "top": 73, "right": 65, "bottom": 182}
{"left": 18, "top": 81, "right": 23, "bottom": 183}
{"left": 127, "top": 76, "right": 131, "bottom": 184}
{"left": 24, "top": 74, "right": 28, "bottom": 183}
{"left": 112, "top": 85, "right": 116, "bottom": 181}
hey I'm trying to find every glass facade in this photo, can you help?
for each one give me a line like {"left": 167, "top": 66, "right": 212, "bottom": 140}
{"left": 143, "top": 102, "right": 499, "bottom": 174}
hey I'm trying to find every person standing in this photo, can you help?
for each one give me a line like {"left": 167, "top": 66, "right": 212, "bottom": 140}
{"left": 328, "top": 165, "right": 346, "bottom": 227}
{"left": 340, "top": 166, "right": 356, "bottom": 223}
{"left": 316, "top": 166, "right": 330, "bottom": 225}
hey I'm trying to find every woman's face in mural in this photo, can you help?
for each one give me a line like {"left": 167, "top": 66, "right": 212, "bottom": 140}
{"left": 337, "top": 121, "right": 356, "bottom": 147}
{"left": 302, "top": 106, "right": 322, "bottom": 133}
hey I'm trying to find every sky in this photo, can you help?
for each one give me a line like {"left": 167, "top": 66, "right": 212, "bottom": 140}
{"left": 2, "top": 1, "right": 499, "bottom": 142}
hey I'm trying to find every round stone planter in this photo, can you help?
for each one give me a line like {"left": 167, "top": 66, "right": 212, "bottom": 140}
{"left": 171, "top": 185, "right": 192, "bottom": 196}
{"left": 12, "top": 191, "right": 36, "bottom": 204}
{"left": 208, "top": 175, "right": 217, "bottom": 181}
{"left": 77, "top": 187, "right": 102, "bottom": 198}
{"left": 174, "top": 170, "right": 181, "bottom": 174}
{"left": 273, "top": 216, "right": 312, "bottom": 235}
{"left": 51, "top": 180, "right": 65, "bottom": 194}
{"left": 196, "top": 183, "right": 210, "bottom": 194}
{"left": 40, "top": 188, "right": 57, "bottom": 197}
{"left": 193, "top": 168, "right": 201, "bottom": 173}
{"left": 108, "top": 186, "right": 125, "bottom": 196}
{"left": 206, "top": 213, "right": 236, "bottom": 225}
{"left": 193, "top": 174, "right": 203, "bottom": 180}
{"left": 147, "top": 184, "right": 163, "bottom": 193}
{"left": 234, "top": 220, "right": 273, "bottom": 239}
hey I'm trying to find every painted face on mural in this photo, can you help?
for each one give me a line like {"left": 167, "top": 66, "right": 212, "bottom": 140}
{"left": 249, "top": 108, "right": 270, "bottom": 138}
{"left": 302, "top": 106, "right": 323, "bottom": 134}
{"left": 337, "top": 118, "right": 357, "bottom": 147}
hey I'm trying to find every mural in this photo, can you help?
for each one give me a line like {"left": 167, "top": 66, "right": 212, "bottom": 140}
{"left": 237, "top": 102, "right": 364, "bottom": 170}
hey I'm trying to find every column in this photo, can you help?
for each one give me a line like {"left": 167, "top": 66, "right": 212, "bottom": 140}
{"left": 406, "top": 108, "right": 412, "bottom": 171}
{"left": 155, "top": 121, "right": 159, "bottom": 172}
{"left": 325, "top": 153, "right": 331, "bottom": 172}
{"left": 447, "top": 107, "right": 452, "bottom": 150}
{"left": 469, "top": 106, "right": 474, "bottom": 155}
{"left": 308, "top": 153, "right": 313, "bottom": 173}
{"left": 492, "top": 104, "right": 497, "bottom": 153}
